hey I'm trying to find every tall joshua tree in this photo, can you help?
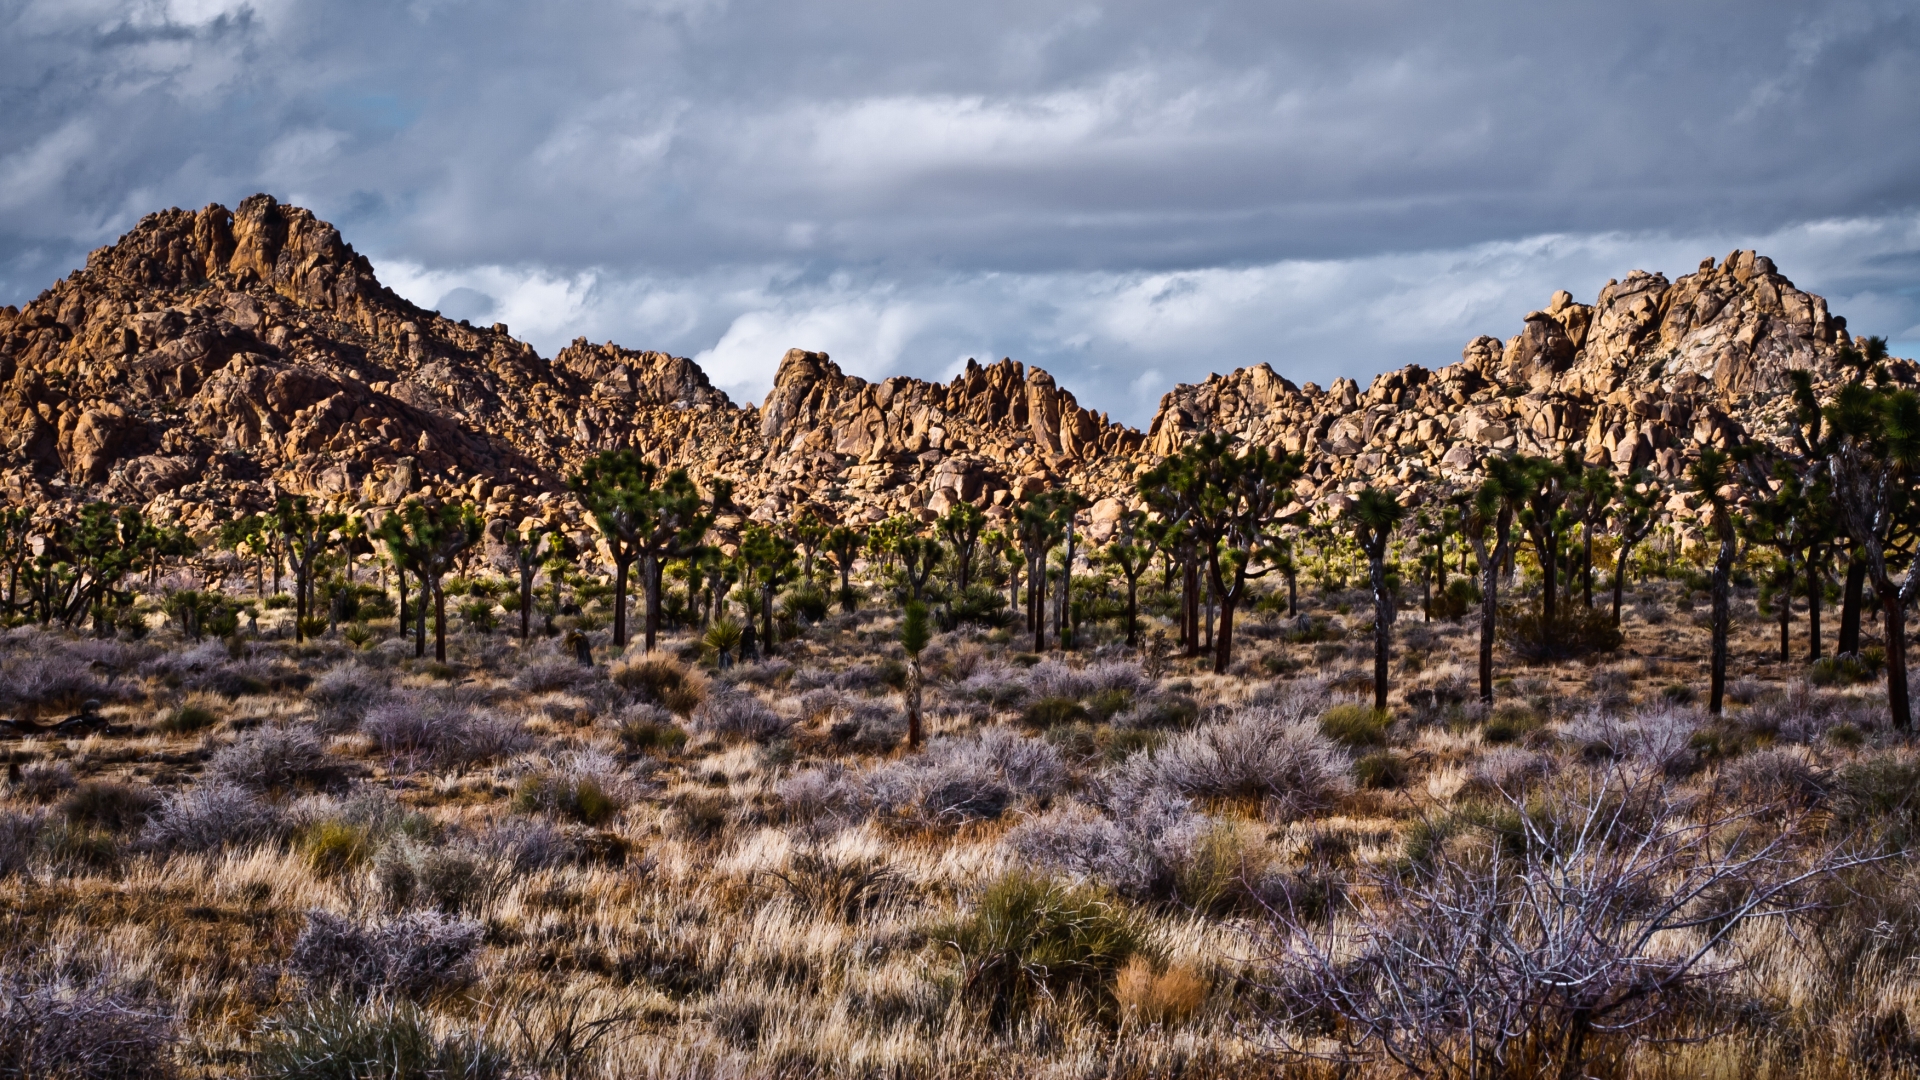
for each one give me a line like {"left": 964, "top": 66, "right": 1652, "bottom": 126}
{"left": 377, "top": 500, "right": 482, "bottom": 662}
{"left": 1686, "top": 448, "right": 1742, "bottom": 717}
{"left": 1463, "top": 457, "right": 1529, "bottom": 704}
{"left": 270, "top": 495, "right": 346, "bottom": 643}
{"left": 570, "top": 450, "right": 726, "bottom": 651}
{"left": 824, "top": 525, "right": 863, "bottom": 614}
{"left": 1821, "top": 342, "right": 1920, "bottom": 729}
{"left": 506, "top": 518, "right": 556, "bottom": 642}
{"left": 1348, "top": 487, "right": 1406, "bottom": 711}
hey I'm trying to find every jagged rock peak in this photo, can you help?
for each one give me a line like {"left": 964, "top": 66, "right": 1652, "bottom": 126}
{"left": 553, "top": 339, "right": 730, "bottom": 410}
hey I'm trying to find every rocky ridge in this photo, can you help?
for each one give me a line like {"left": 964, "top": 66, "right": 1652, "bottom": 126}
{"left": 0, "top": 196, "right": 1909, "bottom": 544}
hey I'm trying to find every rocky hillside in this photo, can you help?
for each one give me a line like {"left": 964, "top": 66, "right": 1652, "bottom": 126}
{"left": 0, "top": 195, "right": 1907, "bottom": 538}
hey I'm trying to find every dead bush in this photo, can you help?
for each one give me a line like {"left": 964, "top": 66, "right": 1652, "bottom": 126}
{"left": 287, "top": 909, "right": 483, "bottom": 999}
{"left": 207, "top": 724, "right": 344, "bottom": 793}
{"left": 611, "top": 655, "right": 708, "bottom": 715}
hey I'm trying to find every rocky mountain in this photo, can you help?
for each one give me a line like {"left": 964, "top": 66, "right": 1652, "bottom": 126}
{"left": 0, "top": 195, "right": 1908, "bottom": 542}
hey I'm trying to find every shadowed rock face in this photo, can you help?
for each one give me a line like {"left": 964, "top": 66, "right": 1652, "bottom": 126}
{"left": 0, "top": 196, "right": 1908, "bottom": 540}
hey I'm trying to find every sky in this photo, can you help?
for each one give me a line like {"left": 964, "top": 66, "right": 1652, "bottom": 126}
{"left": 3, "top": 0, "right": 1918, "bottom": 424}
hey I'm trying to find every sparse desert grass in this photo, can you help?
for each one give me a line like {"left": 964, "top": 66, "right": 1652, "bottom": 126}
{"left": 0, "top": 576, "right": 1913, "bottom": 1079}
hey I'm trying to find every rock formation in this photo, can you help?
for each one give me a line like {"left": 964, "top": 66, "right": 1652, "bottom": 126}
{"left": 1, "top": 195, "right": 1910, "bottom": 542}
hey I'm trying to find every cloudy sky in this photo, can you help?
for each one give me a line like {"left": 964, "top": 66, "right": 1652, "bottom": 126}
{"left": 4, "top": 0, "right": 1918, "bottom": 422}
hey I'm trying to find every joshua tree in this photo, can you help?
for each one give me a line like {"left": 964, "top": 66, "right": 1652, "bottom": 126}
{"left": 1144, "top": 432, "right": 1307, "bottom": 674}
{"left": 901, "top": 599, "right": 931, "bottom": 749}
{"left": 937, "top": 500, "right": 989, "bottom": 595}
{"left": 1607, "top": 469, "right": 1663, "bottom": 628}
{"left": 1049, "top": 491, "right": 1090, "bottom": 650}
{"left": 1686, "top": 448, "right": 1742, "bottom": 716}
{"left": 1015, "top": 492, "right": 1066, "bottom": 652}
{"left": 1098, "top": 508, "right": 1165, "bottom": 647}
{"left": 740, "top": 525, "right": 798, "bottom": 651}
{"left": 1348, "top": 487, "right": 1406, "bottom": 711}
{"left": 269, "top": 495, "right": 346, "bottom": 643}
{"left": 505, "top": 519, "right": 556, "bottom": 641}
{"left": 377, "top": 500, "right": 482, "bottom": 662}
{"left": 571, "top": 450, "right": 727, "bottom": 651}
{"left": 824, "top": 525, "right": 862, "bottom": 613}
{"left": 1820, "top": 341, "right": 1920, "bottom": 729}
{"left": 1463, "top": 458, "right": 1529, "bottom": 704}
{"left": 897, "top": 533, "right": 943, "bottom": 605}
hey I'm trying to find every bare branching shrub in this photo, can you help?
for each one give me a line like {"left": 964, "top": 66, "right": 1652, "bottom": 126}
{"left": 691, "top": 690, "right": 790, "bottom": 742}
{"left": 511, "top": 660, "right": 601, "bottom": 695}
{"left": 826, "top": 701, "right": 905, "bottom": 752}
{"left": 288, "top": 909, "right": 484, "bottom": 999}
{"left": 1460, "top": 746, "right": 1556, "bottom": 797}
{"left": 362, "top": 694, "right": 530, "bottom": 771}
{"left": 60, "top": 782, "right": 159, "bottom": 832}
{"left": 1129, "top": 706, "right": 1350, "bottom": 817}
{"left": 958, "top": 661, "right": 1030, "bottom": 708}
{"left": 9, "top": 762, "right": 76, "bottom": 802}
{"left": 140, "top": 782, "right": 286, "bottom": 854}
{"left": 1027, "top": 660, "right": 1148, "bottom": 702}
{"left": 0, "top": 812, "right": 46, "bottom": 877}
{"left": 765, "top": 849, "right": 905, "bottom": 923}
{"left": 207, "top": 724, "right": 343, "bottom": 793}
{"left": 1007, "top": 788, "right": 1204, "bottom": 899}
{"left": 306, "top": 664, "right": 390, "bottom": 733}
{"left": 0, "top": 964, "right": 176, "bottom": 1080}
{"left": 0, "top": 653, "right": 111, "bottom": 718}
{"left": 1257, "top": 767, "right": 1881, "bottom": 1079}
{"left": 783, "top": 729, "right": 1067, "bottom": 826}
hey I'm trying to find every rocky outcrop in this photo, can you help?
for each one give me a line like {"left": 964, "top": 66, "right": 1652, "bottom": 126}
{"left": 0, "top": 196, "right": 1907, "bottom": 541}
{"left": 1144, "top": 250, "right": 1906, "bottom": 516}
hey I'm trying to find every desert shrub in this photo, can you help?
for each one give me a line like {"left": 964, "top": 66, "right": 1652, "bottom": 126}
{"left": 1131, "top": 706, "right": 1351, "bottom": 817}
{"left": 37, "top": 820, "right": 121, "bottom": 873}
{"left": 1086, "top": 687, "right": 1134, "bottom": 722}
{"left": 512, "top": 752, "right": 632, "bottom": 826}
{"left": 1113, "top": 694, "right": 1201, "bottom": 731}
{"left": 1114, "top": 957, "right": 1209, "bottom": 1027}
{"left": 826, "top": 702, "right": 905, "bottom": 752}
{"left": 691, "top": 691, "right": 789, "bottom": 742}
{"left": 306, "top": 665, "right": 390, "bottom": 733}
{"left": 793, "top": 729, "right": 1067, "bottom": 826}
{"left": 957, "top": 661, "right": 1031, "bottom": 708}
{"left": 1810, "top": 651, "right": 1885, "bottom": 688}
{"left": 615, "top": 708, "right": 688, "bottom": 756}
{"left": 255, "top": 996, "right": 512, "bottom": 1080}
{"left": 1499, "top": 602, "right": 1624, "bottom": 662}
{"left": 1021, "top": 696, "right": 1089, "bottom": 729}
{"left": 783, "top": 585, "right": 831, "bottom": 624}
{"left": 362, "top": 695, "right": 530, "bottom": 771}
{"left": 1319, "top": 703, "right": 1390, "bottom": 748}
{"left": 140, "top": 783, "right": 286, "bottom": 854}
{"left": 730, "top": 658, "right": 792, "bottom": 689}
{"left": 0, "top": 812, "right": 45, "bottom": 877}
{"left": 768, "top": 849, "right": 904, "bottom": 923}
{"left": 156, "top": 701, "right": 219, "bottom": 735}
{"left": 0, "top": 653, "right": 109, "bottom": 718}
{"left": 60, "top": 782, "right": 158, "bottom": 832}
{"left": 939, "top": 871, "right": 1148, "bottom": 1029}
{"left": 1482, "top": 703, "right": 1545, "bottom": 745}
{"left": 1027, "top": 660, "right": 1148, "bottom": 702}
{"left": 667, "top": 792, "right": 731, "bottom": 840}
{"left": 0, "top": 966, "right": 176, "bottom": 1080}
{"left": 1721, "top": 746, "right": 1825, "bottom": 808}
{"left": 9, "top": 762, "right": 76, "bottom": 802}
{"left": 208, "top": 724, "right": 342, "bottom": 793}
{"left": 611, "top": 656, "right": 708, "bottom": 715}
{"left": 1461, "top": 746, "right": 1555, "bottom": 797}
{"left": 1832, "top": 754, "right": 1920, "bottom": 844}
{"left": 510, "top": 660, "right": 599, "bottom": 695}
{"left": 373, "top": 841, "right": 501, "bottom": 913}
{"left": 288, "top": 909, "right": 483, "bottom": 1000}
{"left": 301, "top": 820, "right": 375, "bottom": 878}
{"left": 1354, "top": 751, "right": 1409, "bottom": 790}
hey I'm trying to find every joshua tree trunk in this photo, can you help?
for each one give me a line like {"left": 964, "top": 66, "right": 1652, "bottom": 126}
{"left": 611, "top": 556, "right": 631, "bottom": 648}
{"left": 643, "top": 551, "right": 662, "bottom": 653}
{"left": 1807, "top": 556, "right": 1823, "bottom": 661}
{"left": 1884, "top": 593, "right": 1911, "bottom": 731}
{"left": 1708, "top": 536, "right": 1734, "bottom": 716}
{"left": 1369, "top": 555, "right": 1393, "bottom": 711}
{"left": 434, "top": 581, "right": 450, "bottom": 662}
{"left": 907, "top": 659, "right": 923, "bottom": 749}
{"left": 1840, "top": 555, "right": 1866, "bottom": 655}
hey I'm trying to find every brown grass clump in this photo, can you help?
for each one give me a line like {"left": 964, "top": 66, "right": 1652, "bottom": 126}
{"left": 611, "top": 655, "right": 708, "bottom": 716}
{"left": 1115, "top": 956, "right": 1210, "bottom": 1027}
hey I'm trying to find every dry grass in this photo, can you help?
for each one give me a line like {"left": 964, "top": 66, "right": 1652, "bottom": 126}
{"left": 0, "top": 573, "right": 1913, "bottom": 1078}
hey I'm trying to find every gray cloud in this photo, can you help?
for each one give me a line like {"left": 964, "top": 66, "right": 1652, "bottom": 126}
{"left": 4, "top": 0, "right": 1918, "bottom": 421}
